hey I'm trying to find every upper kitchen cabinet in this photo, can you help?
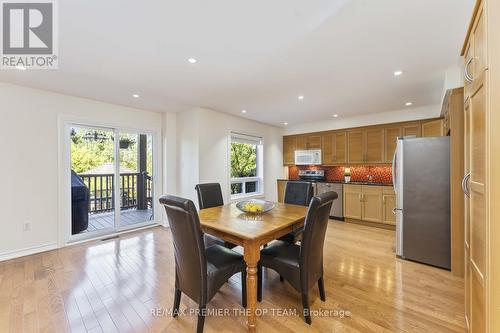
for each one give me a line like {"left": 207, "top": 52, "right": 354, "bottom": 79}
{"left": 384, "top": 126, "right": 401, "bottom": 163}
{"left": 296, "top": 134, "right": 322, "bottom": 150}
{"left": 322, "top": 131, "right": 346, "bottom": 165}
{"left": 347, "top": 130, "right": 365, "bottom": 163}
{"left": 402, "top": 123, "right": 421, "bottom": 137}
{"left": 348, "top": 128, "right": 384, "bottom": 163}
{"left": 282, "top": 118, "right": 447, "bottom": 166}
{"left": 365, "top": 128, "right": 385, "bottom": 163}
{"left": 283, "top": 136, "right": 296, "bottom": 165}
{"left": 422, "top": 119, "right": 445, "bottom": 137}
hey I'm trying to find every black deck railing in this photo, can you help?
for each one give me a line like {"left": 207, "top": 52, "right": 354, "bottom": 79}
{"left": 79, "top": 172, "right": 152, "bottom": 214}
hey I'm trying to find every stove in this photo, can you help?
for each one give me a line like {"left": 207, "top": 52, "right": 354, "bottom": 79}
{"left": 298, "top": 169, "right": 326, "bottom": 182}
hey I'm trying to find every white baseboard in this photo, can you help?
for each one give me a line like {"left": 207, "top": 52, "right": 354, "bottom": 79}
{"left": 0, "top": 224, "right": 169, "bottom": 263}
{"left": 0, "top": 242, "right": 58, "bottom": 262}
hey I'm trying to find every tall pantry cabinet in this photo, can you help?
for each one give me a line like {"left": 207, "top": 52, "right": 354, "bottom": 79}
{"left": 461, "top": 0, "right": 500, "bottom": 332}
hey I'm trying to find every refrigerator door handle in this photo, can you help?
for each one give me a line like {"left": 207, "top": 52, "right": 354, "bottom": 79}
{"left": 392, "top": 149, "right": 397, "bottom": 192}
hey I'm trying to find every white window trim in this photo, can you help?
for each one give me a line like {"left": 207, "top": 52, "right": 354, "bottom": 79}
{"left": 229, "top": 132, "right": 264, "bottom": 201}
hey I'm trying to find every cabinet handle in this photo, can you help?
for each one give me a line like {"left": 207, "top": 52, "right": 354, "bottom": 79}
{"left": 359, "top": 194, "right": 362, "bottom": 202}
{"left": 464, "top": 58, "right": 474, "bottom": 83}
{"left": 462, "top": 172, "right": 471, "bottom": 198}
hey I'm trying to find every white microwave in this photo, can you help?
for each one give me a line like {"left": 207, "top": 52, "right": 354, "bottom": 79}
{"left": 294, "top": 150, "right": 322, "bottom": 165}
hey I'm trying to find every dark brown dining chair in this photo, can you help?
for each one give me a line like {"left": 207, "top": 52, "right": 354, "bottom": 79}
{"left": 195, "top": 183, "right": 237, "bottom": 249}
{"left": 278, "top": 181, "right": 314, "bottom": 244}
{"left": 160, "top": 195, "right": 247, "bottom": 333}
{"left": 257, "top": 191, "right": 337, "bottom": 325}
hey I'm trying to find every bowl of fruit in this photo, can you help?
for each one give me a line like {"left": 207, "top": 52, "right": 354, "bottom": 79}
{"left": 236, "top": 199, "right": 275, "bottom": 215}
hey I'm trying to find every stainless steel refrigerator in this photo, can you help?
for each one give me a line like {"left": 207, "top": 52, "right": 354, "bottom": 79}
{"left": 393, "top": 136, "right": 451, "bottom": 269}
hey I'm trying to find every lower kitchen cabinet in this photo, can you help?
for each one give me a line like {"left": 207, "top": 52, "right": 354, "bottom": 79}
{"left": 361, "top": 186, "right": 383, "bottom": 223}
{"left": 343, "top": 185, "right": 362, "bottom": 219}
{"left": 343, "top": 184, "right": 395, "bottom": 226}
{"left": 382, "top": 187, "right": 396, "bottom": 225}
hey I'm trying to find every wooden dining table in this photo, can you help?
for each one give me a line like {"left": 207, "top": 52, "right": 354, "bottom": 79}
{"left": 198, "top": 201, "right": 308, "bottom": 332}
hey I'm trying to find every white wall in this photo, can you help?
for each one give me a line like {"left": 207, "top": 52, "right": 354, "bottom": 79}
{"left": 283, "top": 104, "right": 441, "bottom": 135}
{"left": 176, "top": 107, "right": 285, "bottom": 204}
{"left": 176, "top": 109, "right": 201, "bottom": 200}
{"left": 0, "top": 82, "right": 164, "bottom": 259}
{"left": 441, "top": 65, "right": 465, "bottom": 105}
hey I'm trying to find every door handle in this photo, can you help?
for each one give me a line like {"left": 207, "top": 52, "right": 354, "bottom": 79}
{"left": 462, "top": 172, "right": 471, "bottom": 198}
{"left": 392, "top": 150, "right": 397, "bottom": 192}
{"left": 464, "top": 58, "right": 474, "bottom": 83}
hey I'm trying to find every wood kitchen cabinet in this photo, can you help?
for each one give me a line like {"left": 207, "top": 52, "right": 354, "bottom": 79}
{"left": 402, "top": 123, "right": 421, "bottom": 137}
{"left": 382, "top": 187, "right": 396, "bottom": 225}
{"left": 365, "top": 128, "right": 385, "bottom": 163}
{"left": 459, "top": 1, "right": 500, "bottom": 331}
{"left": 384, "top": 126, "right": 401, "bottom": 163}
{"left": 347, "top": 130, "right": 365, "bottom": 163}
{"left": 422, "top": 119, "right": 445, "bottom": 137}
{"left": 343, "top": 184, "right": 392, "bottom": 225}
{"left": 442, "top": 87, "right": 465, "bottom": 278}
{"left": 296, "top": 134, "right": 321, "bottom": 150}
{"left": 322, "top": 131, "right": 346, "bottom": 165}
{"left": 282, "top": 118, "right": 443, "bottom": 166}
{"left": 283, "top": 137, "right": 296, "bottom": 165}
{"left": 348, "top": 128, "right": 384, "bottom": 163}
{"left": 361, "top": 185, "right": 383, "bottom": 223}
{"left": 343, "top": 184, "right": 362, "bottom": 220}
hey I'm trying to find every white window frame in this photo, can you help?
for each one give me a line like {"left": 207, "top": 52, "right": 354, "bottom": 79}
{"left": 229, "top": 132, "right": 264, "bottom": 200}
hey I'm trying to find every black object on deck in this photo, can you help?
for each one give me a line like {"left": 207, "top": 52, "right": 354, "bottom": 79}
{"left": 71, "top": 171, "right": 90, "bottom": 234}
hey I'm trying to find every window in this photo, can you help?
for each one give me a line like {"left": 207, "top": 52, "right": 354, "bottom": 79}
{"left": 230, "top": 132, "right": 263, "bottom": 199}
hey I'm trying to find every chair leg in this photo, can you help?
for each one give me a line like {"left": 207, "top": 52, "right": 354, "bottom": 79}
{"left": 257, "top": 264, "right": 262, "bottom": 302}
{"left": 173, "top": 288, "right": 181, "bottom": 317}
{"left": 301, "top": 293, "right": 312, "bottom": 325}
{"left": 241, "top": 270, "right": 247, "bottom": 308}
{"left": 197, "top": 304, "right": 206, "bottom": 333}
{"left": 318, "top": 276, "right": 326, "bottom": 301}
{"left": 279, "top": 275, "right": 284, "bottom": 282}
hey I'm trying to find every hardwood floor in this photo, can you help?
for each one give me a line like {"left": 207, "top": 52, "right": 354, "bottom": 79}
{"left": 0, "top": 221, "right": 465, "bottom": 333}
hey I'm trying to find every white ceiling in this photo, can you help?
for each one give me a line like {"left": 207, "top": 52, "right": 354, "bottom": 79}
{"left": 0, "top": 0, "right": 474, "bottom": 126}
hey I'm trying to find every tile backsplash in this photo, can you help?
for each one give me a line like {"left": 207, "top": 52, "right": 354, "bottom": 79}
{"left": 288, "top": 165, "right": 393, "bottom": 184}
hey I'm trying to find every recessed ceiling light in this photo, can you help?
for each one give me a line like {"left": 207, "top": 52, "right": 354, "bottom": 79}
{"left": 15, "top": 65, "right": 26, "bottom": 71}
{"left": 283, "top": 122, "right": 288, "bottom": 126}
{"left": 241, "top": 110, "right": 247, "bottom": 114}
{"left": 405, "top": 102, "right": 413, "bottom": 106}
{"left": 298, "top": 95, "right": 305, "bottom": 100}
{"left": 132, "top": 94, "right": 140, "bottom": 98}
{"left": 188, "top": 58, "right": 197, "bottom": 64}
{"left": 394, "top": 70, "right": 403, "bottom": 76}
{"left": 333, "top": 114, "right": 339, "bottom": 118}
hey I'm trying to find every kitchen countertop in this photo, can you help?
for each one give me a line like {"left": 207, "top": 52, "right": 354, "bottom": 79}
{"left": 277, "top": 178, "right": 394, "bottom": 187}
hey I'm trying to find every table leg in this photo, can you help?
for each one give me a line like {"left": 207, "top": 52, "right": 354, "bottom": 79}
{"left": 243, "top": 241, "right": 260, "bottom": 332}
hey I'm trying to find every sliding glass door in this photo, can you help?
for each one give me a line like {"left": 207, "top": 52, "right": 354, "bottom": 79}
{"left": 118, "top": 132, "right": 154, "bottom": 229}
{"left": 69, "top": 125, "right": 155, "bottom": 241}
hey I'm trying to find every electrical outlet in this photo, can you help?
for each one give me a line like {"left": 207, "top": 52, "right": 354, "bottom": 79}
{"left": 23, "top": 222, "right": 31, "bottom": 232}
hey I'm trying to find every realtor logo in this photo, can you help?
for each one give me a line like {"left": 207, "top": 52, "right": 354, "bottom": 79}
{"left": 1, "top": 0, "right": 58, "bottom": 69}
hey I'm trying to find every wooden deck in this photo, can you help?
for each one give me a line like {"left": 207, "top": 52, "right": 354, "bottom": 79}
{"left": 86, "top": 209, "right": 153, "bottom": 232}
